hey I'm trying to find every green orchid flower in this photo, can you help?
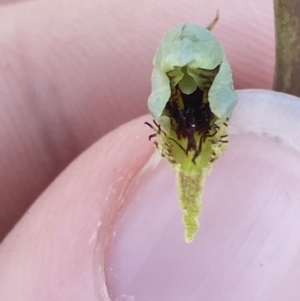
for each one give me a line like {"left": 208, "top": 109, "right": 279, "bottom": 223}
{"left": 146, "top": 22, "right": 238, "bottom": 242}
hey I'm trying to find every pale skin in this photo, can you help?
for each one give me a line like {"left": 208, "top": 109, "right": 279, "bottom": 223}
{"left": 2, "top": 0, "right": 299, "bottom": 300}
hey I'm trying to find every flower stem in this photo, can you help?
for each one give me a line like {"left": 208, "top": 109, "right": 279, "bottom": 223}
{"left": 273, "top": 0, "right": 300, "bottom": 97}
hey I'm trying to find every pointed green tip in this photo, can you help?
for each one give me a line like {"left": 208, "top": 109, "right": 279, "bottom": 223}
{"left": 183, "top": 214, "right": 199, "bottom": 243}
{"left": 185, "top": 235, "right": 194, "bottom": 243}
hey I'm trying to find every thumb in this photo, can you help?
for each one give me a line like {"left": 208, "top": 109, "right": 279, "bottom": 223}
{"left": 2, "top": 90, "right": 300, "bottom": 301}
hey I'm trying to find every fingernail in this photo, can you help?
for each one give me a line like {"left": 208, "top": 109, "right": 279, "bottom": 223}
{"left": 106, "top": 90, "right": 300, "bottom": 301}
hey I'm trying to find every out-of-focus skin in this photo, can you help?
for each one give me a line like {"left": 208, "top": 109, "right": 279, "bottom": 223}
{"left": 2, "top": 0, "right": 295, "bottom": 300}
{"left": 0, "top": 0, "right": 274, "bottom": 240}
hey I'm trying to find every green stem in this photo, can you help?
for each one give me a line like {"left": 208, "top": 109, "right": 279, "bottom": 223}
{"left": 273, "top": 0, "right": 300, "bottom": 96}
